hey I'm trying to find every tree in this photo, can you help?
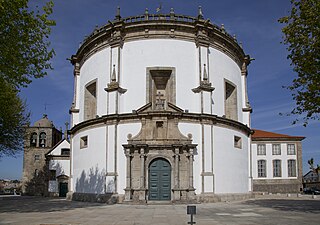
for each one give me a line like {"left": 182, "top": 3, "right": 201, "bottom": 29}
{"left": 0, "top": 78, "right": 30, "bottom": 157}
{"left": 0, "top": 0, "right": 55, "bottom": 157}
{"left": 279, "top": 0, "right": 320, "bottom": 126}
{"left": 0, "top": 0, "right": 55, "bottom": 88}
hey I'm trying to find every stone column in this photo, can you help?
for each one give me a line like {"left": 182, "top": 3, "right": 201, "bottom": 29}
{"left": 173, "top": 147, "right": 181, "bottom": 201}
{"left": 189, "top": 148, "right": 194, "bottom": 189}
{"left": 187, "top": 148, "right": 196, "bottom": 201}
{"left": 139, "top": 147, "right": 146, "bottom": 201}
{"left": 174, "top": 148, "right": 180, "bottom": 188}
{"left": 140, "top": 148, "right": 145, "bottom": 189}
{"left": 124, "top": 148, "right": 131, "bottom": 201}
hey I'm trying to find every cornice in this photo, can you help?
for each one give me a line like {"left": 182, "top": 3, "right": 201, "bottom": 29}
{"left": 69, "top": 111, "right": 252, "bottom": 136}
{"left": 71, "top": 13, "right": 249, "bottom": 69}
{"left": 252, "top": 137, "right": 305, "bottom": 142}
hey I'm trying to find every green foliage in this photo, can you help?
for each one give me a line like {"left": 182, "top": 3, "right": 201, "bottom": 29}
{"left": 0, "top": 78, "right": 30, "bottom": 157}
{"left": 0, "top": 0, "right": 55, "bottom": 157}
{"left": 279, "top": 0, "right": 320, "bottom": 126}
{"left": 0, "top": 0, "right": 55, "bottom": 88}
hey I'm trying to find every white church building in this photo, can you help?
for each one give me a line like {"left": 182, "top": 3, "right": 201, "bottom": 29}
{"left": 22, "top": 8, "right": 303, "bottom": 202}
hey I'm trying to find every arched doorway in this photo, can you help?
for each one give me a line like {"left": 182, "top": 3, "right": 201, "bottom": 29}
{"left": 148, "top": 158, "right": 171, "bottom": 200}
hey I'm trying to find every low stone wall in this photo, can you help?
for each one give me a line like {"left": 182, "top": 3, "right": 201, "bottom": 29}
{"left": 68, "top": 192, "right": 118, "bottom": 204}
{"left": 304, "top": 182, "right": 320, "bottom": 189}
{"left": 253, "top": 179, "right": 302, "bottom": 193}
{"left": 197, "top": 193, "right": 254, "bottom": 203}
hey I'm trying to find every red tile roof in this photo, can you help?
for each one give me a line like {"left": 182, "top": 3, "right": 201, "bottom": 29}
{"left": 252, "top": 129, "right": 305, "bottom": 140}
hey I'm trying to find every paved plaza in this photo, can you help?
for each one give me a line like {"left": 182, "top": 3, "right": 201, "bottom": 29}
{"left": 1, "top": 195, "right": 320, "bottom": 225}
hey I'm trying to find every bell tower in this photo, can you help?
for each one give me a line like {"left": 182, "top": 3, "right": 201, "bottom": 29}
{"left": 22, "top": 114, "right": 62, "bottom": 195}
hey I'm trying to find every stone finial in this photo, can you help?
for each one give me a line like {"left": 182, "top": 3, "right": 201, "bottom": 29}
{"left": 111, "top": 65, "right": 116, "bottom": 82}
{"left": 203, "top": 64, "right": 208, "bottom": 81}
{"left": 64, "top": 122, "right": 69, "bottom": 140}
{"left": 170, "top": 8, "right": 175, "bottom": 15}
{"left": 145, "top": 8, "right": 149, "bottom": 15}
{"left": 198, "top": 6, "right": 204, "bottom": 20}
{"left": 233, "top": 34, "right": 237, "bottom": 41}
{"left": 115, "top": 6, "right": 121, "bottom": 21}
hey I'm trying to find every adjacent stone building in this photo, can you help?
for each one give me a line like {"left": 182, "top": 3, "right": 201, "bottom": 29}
{"left": 22, "top": 114, "right": 62, "bottom": 195}
{"left": 46, "top": 139, "right": 70, "bottom": 197}
{"left": 251, "top": 129, "right": 304, "bottom": 193}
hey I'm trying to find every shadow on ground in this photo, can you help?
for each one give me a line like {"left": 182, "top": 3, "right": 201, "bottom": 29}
{"left": 244, "top": 199, "right": 320, "bottom": 213}
{"left": 0, "top": 196, "right": 103, "bottom": 213}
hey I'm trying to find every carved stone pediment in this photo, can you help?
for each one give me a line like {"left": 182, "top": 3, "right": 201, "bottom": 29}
{"left": 135, "top": 102, "right": 184, "bottom": 113}
{"left": 127, "top": 111, "right": 192, "bottom": 147}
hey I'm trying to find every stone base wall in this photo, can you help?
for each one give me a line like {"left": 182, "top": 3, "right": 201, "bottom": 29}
{"left": 197, "top": 193, "right": 254, "bottom": 203}
{"left": 253, "top": 179, "right": 302, "bottom": 193}
{"left": 66, "top": 192, "right": 254, "bottom": 204}
{"left": 304, "top": 181, "right": 320, "bottom": 189}
{"left": 69, "top": 192, "right": 119, "bottom": 204}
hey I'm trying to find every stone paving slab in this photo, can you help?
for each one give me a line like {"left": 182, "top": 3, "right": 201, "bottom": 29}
{"left": 0, "top": 195, "right": 320, "bottom": 225}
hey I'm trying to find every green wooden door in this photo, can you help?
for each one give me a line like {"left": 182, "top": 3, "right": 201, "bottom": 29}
{"left": 149, "top": 159, "right": 171, "bottom": 200}
{"left": 59, "top": 183, "right": 68, "bottom": 197}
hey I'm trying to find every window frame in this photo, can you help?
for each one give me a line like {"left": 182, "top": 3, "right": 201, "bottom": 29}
{"left": 30, "top": 132, "right": 37, "bottom": 147}
{"left": 34, "top": 154, "right": 40, "bottom": 161}
{"left": 257, "top": 160, "right": 267, "bottom": 178}
{"left": 288, "top": 159, "right": 297, "bottom": 177}
{"left": 80, "top": 136, "right": 88, "bottom": 149}
{"left": 272, "top": 144, "right": 281, "bottom": 155}
{"left": 257, "top": 144, "right": 266, "bottom": 155}
{"left": 287, "top": 144, "right": 296, "bottom": 155}
{"left": 273, "top": 159, "right": 282, "bottom": 177}
{"left": 234, "top": 136, "right": 242, "bottom": 149}
{"left": 39, "top": 132, "right": 46, "bottom": 147}
{"left": 61, "top": 148, "right": 70, "bottom": 155}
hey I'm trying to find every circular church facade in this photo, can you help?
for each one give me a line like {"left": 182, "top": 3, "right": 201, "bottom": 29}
{"left": 69, "top": 8, "right": 253, "bottom": 203}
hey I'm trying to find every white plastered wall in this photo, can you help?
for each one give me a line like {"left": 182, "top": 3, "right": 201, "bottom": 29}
{"left": 72, "top": 126, "right": 107, "bottom": 194}
{"left": 120, "top": 39, "right": 198, "bottom": 113}
{"left": 78, "top": 48, "right": 110, "bottom": 122}
{"left": 209, "top": 48, "right": 243, "bottom": 122}
{"left": 214, "top": 126, "right": 249, "bottom": 193}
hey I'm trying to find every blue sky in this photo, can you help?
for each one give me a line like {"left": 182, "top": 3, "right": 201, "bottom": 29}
{"left": 0, "top": 0, "right": 319, "bottom": 179}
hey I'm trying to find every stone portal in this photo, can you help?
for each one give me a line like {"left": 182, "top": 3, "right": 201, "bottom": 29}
{"left": 123, "top": 102, "right": 197, "bottom": 203}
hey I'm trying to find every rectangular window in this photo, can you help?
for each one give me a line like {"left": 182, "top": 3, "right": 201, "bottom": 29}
{"left": 258, "top": 160, "right": 266, "bottom": 177}
{"left": 272, "top": 144, "right": 281, "bottom": 155}
{"left": 34, "top": 154, "right": 40, "bottom": 161}
{"left": 84, "top": 81, "right": 97, "bottom": 120}
{"left": 225, "top": 81, "right": 238, "bottom": 121}
{"left": 61, "top": 148, "right": 70, "bottom": 155}
{"left": 234, "top": 136, "right": 242, "bottom": 149}
{"left": 273, "top": 160, "right": 281, "bottom": 177}
{"left": 257, "top": 144, "right": 266, "bottom": 155}
{"left": 80, "top": 136, "right": 88, "bottom": 149}
{"left": 287, "top": 144, "right": 296, "bottom": 155}
{"left": 49, "top": 170, "right": 56, "bottom": 180}
{"left": 288, "top": 159, "right": 296, "bottom": 177}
